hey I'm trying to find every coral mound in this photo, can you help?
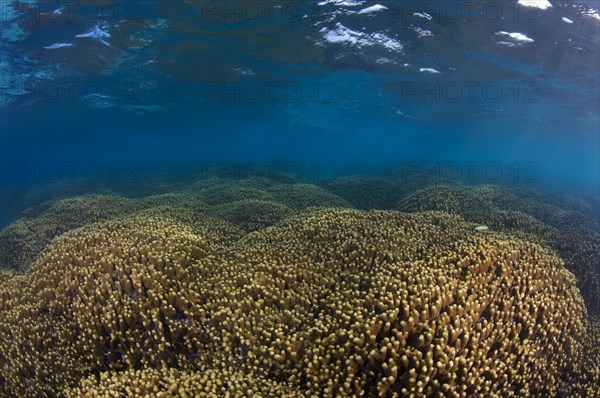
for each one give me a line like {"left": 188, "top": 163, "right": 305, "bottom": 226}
{"left": 397, "top": 184, "right": 600, "bottom": 317}
{"left": 0, "top": 209, "right": 593, "bottom": 397}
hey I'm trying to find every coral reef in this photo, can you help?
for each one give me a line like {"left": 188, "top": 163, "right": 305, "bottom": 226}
{"left": 266, "top": 184, "right": 351, "bottom": 210}
{"left": 0, "top": 217, "right": 211, "bottom": 396}
{"left": 397, "top": 184, "right": 600, "bottom": 317}
{"left": 0, "top": 210, "right": 593, "bottom": 396}
{"left": 185, "top": 177, "right": 277, "bottom": 199}
{"left": 0, "top": 172, "right": 598, "bottom": 396}
{"left": 556, "top": 223, "right": 600, "bottom": 316}
{"left": 66, "top": 367, "right": 303, "bottom": 397}
{"left": 0, "top": 180, "right": 118, "bottom": 229}
{"left": 572, "top": 316, "right": 600, "bottom": 397}
{"left": 0, "top": 268, "right": 17, "bottom": 285}
{"left": 212, "top": 199, "right": 294, "bottom": 232}
{"left": 0, "top": 180, "right": 350, "bottom": 271}
{"left": 397, "top": 185, "right": 496, "bottom": 224}
{"left": 0, "top": 195, "right": 134, "bottom": 271}
{"left": 322, "top": 176, "right": 399, "bottom": 210}
{"left": 202, "top": 186, "right": 273, "bottom": 206}
{"left": 0, "top": 193, "right": 212, "bottom": 271}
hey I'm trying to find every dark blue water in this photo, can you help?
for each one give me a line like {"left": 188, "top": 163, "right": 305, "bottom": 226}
{"left": 1, "top": 0, "right": 598, "bottom": 191}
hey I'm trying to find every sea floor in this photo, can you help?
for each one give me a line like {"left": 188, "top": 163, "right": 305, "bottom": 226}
{"left": 0, "top": 165, "right": 598, "bottom": 397}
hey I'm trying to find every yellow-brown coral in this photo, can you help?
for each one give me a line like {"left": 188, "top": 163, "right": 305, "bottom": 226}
{"left": 397, "top": 184, "right": 600, "bottom": 317}
{"left": 0, "top": 209, "right": 592, "bottom": 396}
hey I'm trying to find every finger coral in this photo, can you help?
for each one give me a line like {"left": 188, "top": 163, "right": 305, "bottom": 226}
{"left": 202, "top": 185, "right": 273, "bottom": 206}
{"left": 266, "top": 183, "right": 352, "bottom": 210}
{"left": 0, "top": 179, "right": 351, "bottom": 272}
{"left": 322, "top": 175, "right": 399, "bottom": 209}
{"left": 211, "top": 199, "right": 294, "bottom": 232}
{"left": 65, "top": 366, "right": 303, "bottom": 397}
{"left": 397, "top": 184, "right": 600, "bottom": 317}
{"left": 0, "top": 216, "right": 215, "bottom": 396}
{"left": 0, "top": 209, "right": 592, "bottom": 397}
{"left": 0, "top": 194, "right": 134, "bottom": 271}
{"left": 0, "top": 193, "right": 212, "bottom": 272}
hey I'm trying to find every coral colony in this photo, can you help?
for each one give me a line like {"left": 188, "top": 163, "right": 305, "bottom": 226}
{"left": 0, "top": 176, "right": 598, "bottom": 397}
